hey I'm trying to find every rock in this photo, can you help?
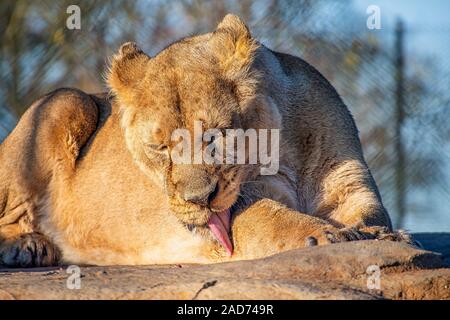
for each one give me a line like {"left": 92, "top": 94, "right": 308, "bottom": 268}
{"left": 0, "top": 238, "right": 448, "bottom": 300}
{"left": 413, "top": 233, "right": 450, "bottom": 266}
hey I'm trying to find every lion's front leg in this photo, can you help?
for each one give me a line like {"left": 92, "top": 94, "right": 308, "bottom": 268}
{"left": 230, "top": 199, "right": 366, "bottom": 260}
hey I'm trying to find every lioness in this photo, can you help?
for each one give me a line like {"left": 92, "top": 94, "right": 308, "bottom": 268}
{"left": 0, "top": 15, "right": 412, "bottom": 267}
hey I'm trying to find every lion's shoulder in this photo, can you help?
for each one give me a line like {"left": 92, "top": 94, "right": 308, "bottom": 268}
{"left": 1, "top": 87, "right": 100, "bottom": 178}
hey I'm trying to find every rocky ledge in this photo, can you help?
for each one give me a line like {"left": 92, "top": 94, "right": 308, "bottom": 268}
{"left": 0, "top": 233, "right": 449, "bottom": 300}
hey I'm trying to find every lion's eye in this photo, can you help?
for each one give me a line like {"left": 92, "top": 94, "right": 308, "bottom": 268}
{"left": 146, "top": 143, "right": 168, "bottom": 152}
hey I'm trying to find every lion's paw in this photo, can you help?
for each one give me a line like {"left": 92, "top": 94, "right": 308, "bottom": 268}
{"left": 305, "top": 226, "right": 422, "bottom": 248}
{"left": 325, "top": 227, "right": 371, "bottom": 243}
{"left": 305, "top": 227, "right": 371, "bottom": 247}
{"left": 359, "top": 226, "right": 420, "bottom": 247}
{"left": 0, "top": 233, "right": 60, "bottom": 268}
{"left": 305, "top": 226, "right": 420, "bottom": 248}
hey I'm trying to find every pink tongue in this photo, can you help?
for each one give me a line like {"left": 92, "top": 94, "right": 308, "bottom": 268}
{"left": 207, "top": 209, "right": 233, "bottom": 256}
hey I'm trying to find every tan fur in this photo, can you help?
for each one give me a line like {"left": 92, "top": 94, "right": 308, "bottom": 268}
{"left": 0, "top": 15, "right": 408, "bottom": 267}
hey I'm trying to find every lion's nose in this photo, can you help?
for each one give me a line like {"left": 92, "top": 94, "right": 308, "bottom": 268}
{"left": 183, "top": 182, "right": 218, "bottom": 206}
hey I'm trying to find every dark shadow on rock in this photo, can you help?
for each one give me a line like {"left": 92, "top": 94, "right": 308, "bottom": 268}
{"left": 412, "top": 232, "right": 450, "bottom": 266}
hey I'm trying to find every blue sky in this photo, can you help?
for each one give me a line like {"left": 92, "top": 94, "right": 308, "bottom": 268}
{"left": 354, "top": 0, "right": 450, "bottom": 27}
{"left": 354, "top": 0, "right": 450, "bottom": 64}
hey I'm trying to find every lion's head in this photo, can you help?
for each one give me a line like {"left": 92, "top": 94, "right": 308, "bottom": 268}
{"left": 107, "top": 15, "right": 281, "bottom": 254}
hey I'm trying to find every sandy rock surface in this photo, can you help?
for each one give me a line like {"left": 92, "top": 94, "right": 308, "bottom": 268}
{"left": 0, "top": 235, "right": 449, "bottom": 300}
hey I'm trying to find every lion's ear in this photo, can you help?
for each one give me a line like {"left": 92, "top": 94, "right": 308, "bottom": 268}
{"left": 107, "top": 42, "right": 150, "bottom": 105}
{"left": 209, "top": 14, "right": 259, "bottom": 79}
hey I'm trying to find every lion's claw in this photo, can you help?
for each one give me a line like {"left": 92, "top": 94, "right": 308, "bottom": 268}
{"left": 305, "top": 236, "right": 318, "bottom": 247}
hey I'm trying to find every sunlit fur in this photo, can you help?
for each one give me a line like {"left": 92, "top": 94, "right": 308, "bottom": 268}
{"left": 0, "top": 15, "right": 407, "bottom": 267}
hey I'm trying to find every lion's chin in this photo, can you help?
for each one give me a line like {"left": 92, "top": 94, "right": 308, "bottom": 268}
{"left": 169, "top": 192, "right": 237, "bottom": 256}
{"left": 176, "top": 207, "right": 234, "bottom": 256}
